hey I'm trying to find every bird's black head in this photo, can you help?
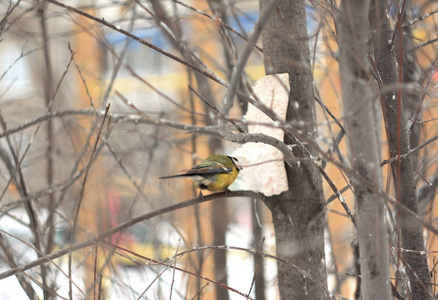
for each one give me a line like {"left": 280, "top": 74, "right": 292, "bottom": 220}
{"left": 228, "top": 156, "right": 242, "bottom": 171}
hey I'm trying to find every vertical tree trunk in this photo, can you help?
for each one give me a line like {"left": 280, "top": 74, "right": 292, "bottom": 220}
{"left": 337, "top": 1, "right": 392, "bottom": 299}
{"left": 150, "top": 2, "right": 228, "bottom": 298}
{"left": 211, "top": 198, "right": 229, "bottom": 300}
{"left": 370, "top": 1, "right": 431, "bottom": 298}
{"left": 251, "top": 200, "right": 266, "bottom": 300}
{"left": 260, "top": 0, "right": 328, "bottom": 299}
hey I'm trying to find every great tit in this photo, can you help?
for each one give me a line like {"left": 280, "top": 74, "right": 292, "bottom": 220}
{"left": 159, "top": 155, "right": 241, "bottom": 192}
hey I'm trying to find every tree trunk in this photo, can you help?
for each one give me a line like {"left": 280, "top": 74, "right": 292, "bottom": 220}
{"left": 260, "top": 0, "right": 328, "bottom": 299}
{"left": 337, "top": 1, "right": 392, "bottom": 299}
{"left": 370, "top": 1, "right": 431, "bottom": 298}
{"left": 251, "top": 200, "right": 266, "bottom": 300}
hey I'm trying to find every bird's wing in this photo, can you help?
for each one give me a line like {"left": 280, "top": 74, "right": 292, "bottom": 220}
{"left": 159, "top": 160, "right": 234, "bottom": 179}
{"left": 187, "top": 162, "right": 233, "bottom": 175}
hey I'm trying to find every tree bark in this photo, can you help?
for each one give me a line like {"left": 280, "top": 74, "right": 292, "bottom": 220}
{"left": 370, "top": 1, "right": 431, "bottom": 298}
{"left": 337, "top": 1, "right": 392, "bottom": 299}
{"left": 260, "top": 0, "right": 328, "bottom": 299}
{"left": 251, "top": 200, "right": 266, "bottom": 300}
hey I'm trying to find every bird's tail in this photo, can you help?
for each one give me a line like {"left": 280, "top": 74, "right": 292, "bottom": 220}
{"left": 159, "top": 174, "right": 189, "bottom": 179}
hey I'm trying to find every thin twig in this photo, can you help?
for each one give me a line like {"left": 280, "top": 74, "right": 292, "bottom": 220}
{"left": 381, "top": 134, "right": 438, "bottom": 166}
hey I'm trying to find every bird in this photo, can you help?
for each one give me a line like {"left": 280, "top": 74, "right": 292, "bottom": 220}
{"left": 159, "top": 155, "right": 241, "bottom": 192}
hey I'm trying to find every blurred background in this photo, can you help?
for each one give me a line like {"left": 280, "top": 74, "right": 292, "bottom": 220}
{"left": 0, "top": 0, "right": 437, "bottom": 299}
